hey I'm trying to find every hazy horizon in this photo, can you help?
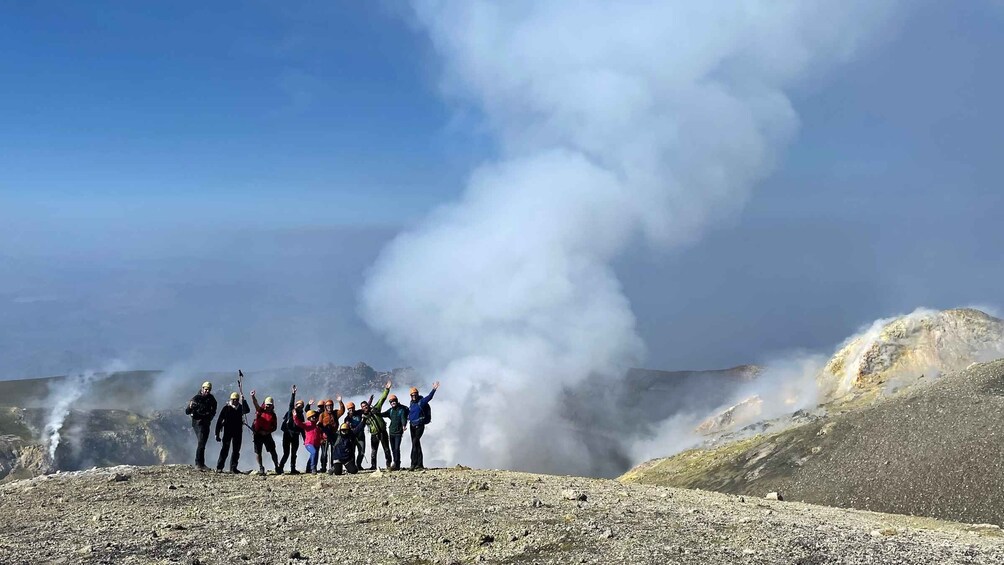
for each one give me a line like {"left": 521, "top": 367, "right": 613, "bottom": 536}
{"left": 2, "top": 0, "right": 1003, "bottom": 385}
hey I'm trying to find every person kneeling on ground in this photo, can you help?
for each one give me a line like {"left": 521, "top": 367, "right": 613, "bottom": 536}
{"left": 293, "top": 408, "right": 323, "bottom": 474}
{"left": 215, "top": 391, "right": 250, "bottom": 473}
{"left": 250, "top": 390, "right": 282, "bottom": 475}
{"left": 331, "top": 419, "right": 367, "bottom": 475}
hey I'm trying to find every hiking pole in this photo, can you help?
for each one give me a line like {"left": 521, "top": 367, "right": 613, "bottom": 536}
{"left": 238, "top": 369, "right": 253, "bottom": 431}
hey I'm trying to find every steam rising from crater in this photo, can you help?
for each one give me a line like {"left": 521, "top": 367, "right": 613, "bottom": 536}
{"left": 361, "top": 1, "right": 900, "bottom": 474}
{"left": 42, "top": 359, "right": 128, "bottom": 460}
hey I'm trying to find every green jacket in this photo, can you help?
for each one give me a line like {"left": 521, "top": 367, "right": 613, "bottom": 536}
{"left": 381, "top": 404, "right": 409, "bottom": 435}
{"left": 365, "top": 387, "right": 390, "bottom": 434}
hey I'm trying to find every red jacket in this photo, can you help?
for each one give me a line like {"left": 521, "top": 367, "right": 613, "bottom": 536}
{"left": 293, "top": 413, "right": 322, "bottom": 447}
{"left": 252, "top": 407, "right": 278, "bottom": 435}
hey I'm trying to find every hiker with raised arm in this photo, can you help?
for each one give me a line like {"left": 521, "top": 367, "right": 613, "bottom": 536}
{"left": 215, "top": 391, "right": 250, "bottom": 473}
{"left": 185, "top": 381, "right": 218, "bottom": 471}
{"left": 250, "top": 390, "right": 282, "bottom": 475}
{"left": 344, "top": 398, "right": 367, "bottom": 470}
{"left": 362, "top": 380, "right": 393, "bottom": 470}
{"left": 318, "top": 397, "right": 345, "bottom": 473}
{"left": 381, "top": 390, "right": 409, "bottom": 471}
{"left": 278, "top": 385, "right": 307, "bottom": 475}
{"left": 293, "top": 403, "right": 323, "bottom": 474}
{"left": 408, "top": 381, "right": 439, "bottom": 470}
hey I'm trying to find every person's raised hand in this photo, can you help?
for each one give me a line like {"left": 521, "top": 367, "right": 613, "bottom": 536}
{"left": 432, "top": 381, "right": 440, "bottom": 390}
{"left": 292, "top": 384, "right": 297, "bottom": 394}
{"left": 336, "top": 395, "right": 342, "bottom": 403}
{"left": 250, "top": 389, "right": 256, "bottom": 397}
{"left": 385, "top": 380, "right": 392, "bottom": 389}
{"left": 308, "top": 398, "right": 315, "bottom": 406}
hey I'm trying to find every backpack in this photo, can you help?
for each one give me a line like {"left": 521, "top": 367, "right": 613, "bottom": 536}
{"left": 421, "top": 402, "right": 432, "bottom": 425}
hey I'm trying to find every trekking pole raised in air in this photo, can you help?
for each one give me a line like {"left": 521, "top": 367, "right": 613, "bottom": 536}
{"left": 237, "top": 369, "right": 253, "bottom": 431}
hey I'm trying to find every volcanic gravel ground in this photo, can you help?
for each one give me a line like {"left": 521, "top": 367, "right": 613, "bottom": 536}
{"left": 2, "top": 464, "right": 1003, "bottom": 564}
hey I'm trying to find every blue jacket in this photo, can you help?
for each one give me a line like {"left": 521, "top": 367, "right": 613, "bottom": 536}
{"left": 408, "top": 388, "right": 435, "bottom": 426}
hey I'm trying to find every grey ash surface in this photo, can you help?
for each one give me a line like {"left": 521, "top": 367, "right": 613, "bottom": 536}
{"left": 2, "top": 464, "right": 1004, "bottom": 564}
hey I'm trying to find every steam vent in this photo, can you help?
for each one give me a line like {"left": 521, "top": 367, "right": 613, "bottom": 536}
{"left": 622, "top": 308, "right": 1004, "bottom": 526}
{"left": 818, "top": 308, "right": 1004, "bottom": 401}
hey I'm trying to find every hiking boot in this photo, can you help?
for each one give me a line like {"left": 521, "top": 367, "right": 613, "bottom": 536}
{"left": 196, "top": 464, "right": 210, "bottom": 472}
{"left": 327, "top": 469, "right": 335, "bottom": 475}
{"left": 275, "top": 468, "right": 283, "bottom": 476}
{"left": 215, "top": 468, "right": 224, "bottom": 474}
{"left": 258, "top": 466, "right": 266, "bottom": 475}
{"left": 289, "top": 469, "right": 301, "bottom": 476}
{"left": 230, "top": 468, "right": 242, "bottom": 474}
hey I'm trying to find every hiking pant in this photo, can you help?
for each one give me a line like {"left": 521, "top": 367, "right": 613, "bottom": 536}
{"left": 253, "top": 433, "right": 280, "bottom": 470}
{"left": 216, "top": 430, "right": 242, "bottom": 472}
{"left": 192, "top": 420, "right": 211, "bottom": 467}
{"left": 279, "top": 431, "right": 300, "bottom": 472}
{"left": 370, "top": 430, "right": 391, "bottom": 469}
{"left": 332, "top": 458, "right": 358, "bottom": 475}
{"left": 355, "top": 436, "right": 366, "bottom": 469}
{"left": 389, "top": 433, "right": 404, "bottom": 469}
{"left": 305, "top": 444, "right": 319, "bottom": 473}
{"left": 409, "top": 424, "right": 425, "bottom": 469}
{"left": 319, "top": 441, "right": 329, "bottom": 472}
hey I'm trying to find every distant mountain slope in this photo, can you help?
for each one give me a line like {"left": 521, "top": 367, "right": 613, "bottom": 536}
{"left": 621, "top": 358, "right": 1004, "bottom": 525}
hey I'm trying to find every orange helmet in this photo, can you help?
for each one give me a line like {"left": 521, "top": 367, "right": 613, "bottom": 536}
{"left": 388, "top": 394, "right": 398, "bottom": 402}
{"left": 339, "top": 422, "right": 351, "bottom": 431}
{"left": 324, "top": 399, "right": 334, "bottom": 407}
{"left": 409, "top": 387, "right": 419, "bottom": 395}
{"left": 306, "top": 410, "right": 317, "bottom": 419}
{"left": 295, "top": 400, "right": 304, "bottom": 408}
{"left": 346, "top": 401, "right": 355, "bottom": 410}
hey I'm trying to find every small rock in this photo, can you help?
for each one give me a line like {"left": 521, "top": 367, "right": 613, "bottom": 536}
{"left": 531, "top": 497, "right": 544, "bottom": 508}
{"left": 478, "top": 534, "right": 495, "bottom": 546}
{"left": 78, "top": 545, "right": 94, "bottom": 554}
{"left": 765, "top": 492, "right": 783, "bottom": 501}
{"left": 289, "top": 550, "right": 302, "bottom": 559}
{"left": 108, "top": 473, "right": 130, "bottom": 483}
{"left": 871, "top": 527, "right": 897, "bottom": 537}
{"left": 562, "top": 489, "right": 587, "bottom": 502}
{"left": 599, "top": 528, "right": 614, "bottom": 539}
{"left": 168, "top": 484, "right": 177, "bottom": 490}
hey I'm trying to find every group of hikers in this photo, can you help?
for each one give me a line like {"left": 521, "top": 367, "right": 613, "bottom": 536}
{"left": 184, "top": 379, "right": 439, "bottom": 475}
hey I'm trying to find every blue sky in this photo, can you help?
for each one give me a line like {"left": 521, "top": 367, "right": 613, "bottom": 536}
{"left": 0, "top": 1, "right": 484, "bottom": 228}
{"left": 1, "top": 1, "right": 1003, "bottom": 378}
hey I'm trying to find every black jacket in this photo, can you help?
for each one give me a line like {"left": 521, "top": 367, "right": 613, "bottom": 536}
{"left": 331, "top": 420, "right": 367, "bottom": 463}
{"left": 186, "top": 393, "right": 218, "bottom": 424}
{"left": 280, "top": 392, "right": 307, "bottom": 438}
{"left": 215, "top": 399, "right": 250, "bottom": 436}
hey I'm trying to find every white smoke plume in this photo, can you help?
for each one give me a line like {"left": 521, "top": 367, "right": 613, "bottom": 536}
{"left": 41, "top": 359, "right": 129, "bottom": 460}
{"left": 362, "top": 1, "right": 900, "bottom": 474}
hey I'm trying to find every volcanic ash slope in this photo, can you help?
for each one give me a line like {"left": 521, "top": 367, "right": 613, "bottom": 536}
{"left": 622, "top": 308, "right": 1004, "bottom": 526}
{"left": 3, "top": 465, "right": 1004, "bottom": 564}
